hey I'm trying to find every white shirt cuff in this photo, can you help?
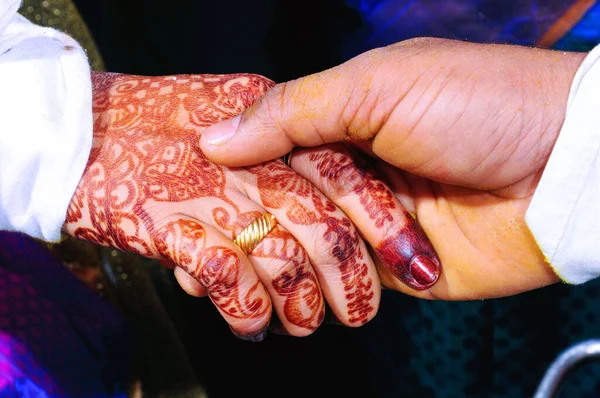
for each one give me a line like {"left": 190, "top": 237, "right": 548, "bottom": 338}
{"left": 0, "top": 9, "right": 92, "bottom": 241}
{"left": 526, "top": 44, "right": 600, "bottom": 284}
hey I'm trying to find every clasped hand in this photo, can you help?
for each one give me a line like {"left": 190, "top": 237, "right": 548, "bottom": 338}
{"left": 200, "top": 39, "right": 585, "bottom": 302}
{"left": 62, "top": 71, "right": 439, "bottom": 341}
{"left": 63, "top": 37, "right": 584, "bottom": 340}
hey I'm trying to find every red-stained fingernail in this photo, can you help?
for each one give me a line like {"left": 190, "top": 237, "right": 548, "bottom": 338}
{"left": 229, "top": 326, "right": 267, "bottom": 342}
{"left": 374, "top": 213, "right": 441, "bottom": 290}
{"left": 409, "top": 255, "right": 439, "bottom": 287}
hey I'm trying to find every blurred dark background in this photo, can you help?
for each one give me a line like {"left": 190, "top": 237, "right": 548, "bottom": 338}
{"left": 70, "top": 1, "right": 600, "bottom": 397}
{"left": 72, "top": 0, "right": 360, "bottom": 81}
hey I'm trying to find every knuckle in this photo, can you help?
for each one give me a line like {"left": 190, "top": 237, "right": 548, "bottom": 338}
{"left": 264, "top": 256, "right": 301, "bottom": 282}
{"left": 388, "top": 36, "right": 444, "bottom": 51}
{"left": 152, "top": 218, "right": 205, "bottom": 267}
{"left": 259, "top": 81, "right": 289, "bottom": 118}
{"left": 247, "top": 81, "right": 291, "bottom": 134}
{"left": 311, "top": 219, "right": 362, "bottom": 269}
{"left": 254, "top": 235, "right": 319, "bottom": 292}
{"left": 195, "top": 246, "right": 240, "bottom": 289}
{"left": 269, "top": 258, "right": 315, "bottom": 295}
{"left": 310, "top": 148, "right": 368, "bottom": 198}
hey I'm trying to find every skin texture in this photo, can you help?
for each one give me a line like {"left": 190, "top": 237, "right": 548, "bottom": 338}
{"left": 62, "top": 71, "right": 418, "bottom": 339}
{"left": 290, "top": 144, "right": 441, "bottom": 290}
{"left": 199, "top": 37, "right": 588, "bottom": 299}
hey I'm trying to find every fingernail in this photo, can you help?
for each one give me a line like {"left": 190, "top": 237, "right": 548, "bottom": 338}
{"left": 409, "top": 255, "right": 439, "bottom": 287}
{"left": 204, "top": 115, "right": 241, "bottom": 146}
{"left": 374, "top": 213, "right": 441, "bottom": 290}
{"left": 229, "top": 325, "right": 267, "bottom": 342}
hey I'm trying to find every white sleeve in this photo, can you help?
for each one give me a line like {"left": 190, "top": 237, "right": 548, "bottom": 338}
{"left": 0, "top": 0, "right": 92, "bottom": 242}
{"left": 525, "top": 44, "right": 600, "bottom": 284}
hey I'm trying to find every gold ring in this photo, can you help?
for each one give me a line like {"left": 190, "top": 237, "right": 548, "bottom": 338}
{"left": 233, "top": 213, "right": 278, "bottom": 255}
{"left": 281, "top": 150, "right": 294, "bottom": 167}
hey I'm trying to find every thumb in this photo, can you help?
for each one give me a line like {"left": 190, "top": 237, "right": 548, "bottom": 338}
{"left": 199, "top": 51, "right": 383, "bottom": 166}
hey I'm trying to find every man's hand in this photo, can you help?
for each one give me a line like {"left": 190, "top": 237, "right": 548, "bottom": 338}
{"left": 199, "top": 37, "right": 587, "bottom": 299}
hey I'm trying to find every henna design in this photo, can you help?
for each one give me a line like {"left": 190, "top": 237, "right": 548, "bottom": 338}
{"left": 325, "top": 216, "right": 374, "bottom": 323}
{"left": 65, "top": 73, "right": 334, "bottom": 331}
{"left": 199, "top": 246, "right": 265, "bottom": 318}
{"left": 250, "top": 161, "right": 375, "bottom": 325}
{"left": 252, "top": 227, "right": 325, "bottom": 329}
{"left": 213, "top": 205, "right": 325, "bottom": 329}
{"left": 154, "top": 219, "right": 267, "bottom": 318}
{"left": 309, "top": 146, "right": 441, "bottom": 290}
{"left": 65, "top": 72, "right": 318, "bottom": 324}
{"left": 309, "top": 150, "right": 397, "bottom": 228}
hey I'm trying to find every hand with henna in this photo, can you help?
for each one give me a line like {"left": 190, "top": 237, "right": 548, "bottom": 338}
{"left": 62, "top": 72, "right": 438, "bottom": 340}
{"left": 199, "top": 37, "right": 588, "bottom": 300}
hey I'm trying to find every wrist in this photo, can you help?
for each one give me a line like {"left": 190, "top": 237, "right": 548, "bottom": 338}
{"left": 526, "top": 45, "right": 600, "bottom": 285}
{"left": 532, "top": 50, "right": 586, "bottom": 172}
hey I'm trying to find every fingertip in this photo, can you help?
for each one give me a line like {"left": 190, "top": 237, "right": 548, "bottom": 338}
{"left": 228, "top": 305, "right": 273, "bottom": 342}
{"left": 202, "top": 115, "right": 241, "bottom": 147}
{"left": 374, "top": 226, "right": 442, "bottom": 291}
{"left": 377, "top": 262, "right": 437, "bottom": 300}
{"left": 174, "top": 266, "right": 208, "bottom": 297}
{"left": 200, "top": 118, "right": 294, "bottom": 166}
{"left": 229, "top": 325, "right": 268, "bottom": 343}
{"left": 267, "top": 312, "right": 321, "bottom": 338}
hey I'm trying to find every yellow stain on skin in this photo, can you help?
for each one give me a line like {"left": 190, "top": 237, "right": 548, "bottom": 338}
{"left": 416, "top": 184, "right": 559, "bottom": 299}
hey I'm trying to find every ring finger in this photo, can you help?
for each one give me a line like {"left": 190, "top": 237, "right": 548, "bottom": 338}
{"left": 186, "top": 192, "right": 326, "bottom": 337}
{"left": 236, "top": 161, "right": 381, "bottom": 327}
